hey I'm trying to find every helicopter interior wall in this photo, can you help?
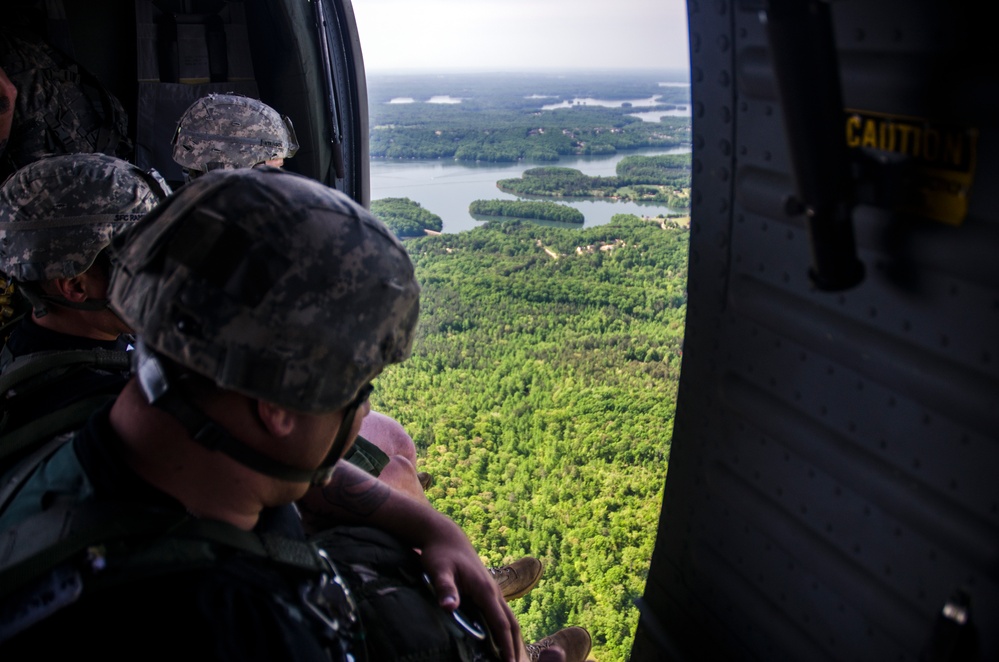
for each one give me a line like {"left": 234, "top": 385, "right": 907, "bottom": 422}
{"left": 237, "top": 0, "right": 369, "bottom": 203}
{"left": 22, "top": 0, "right": 339, "bottom": 191}
{"left": 29, "top": 0, "right": 138, "bottom": 156}
{"left": 239, "top": 0, "right": 335, "bottom": 191}
{"left": 632, "top": 1, "right": 998, "bottom": 660}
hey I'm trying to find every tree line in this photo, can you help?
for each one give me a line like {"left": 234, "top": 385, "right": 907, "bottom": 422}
{"left": 496, "top": 154, "right": 692, "bottom": 208}
{"left": 469, "top": 199, "right": 584, "bottom": 223}
{"left": 370, "top": 103, "right": 691, "bottom": 163}
{"left": 370, "top": 197, "right": 444, "bottom": 237}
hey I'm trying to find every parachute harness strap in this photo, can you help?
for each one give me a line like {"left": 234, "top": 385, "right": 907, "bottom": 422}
{"left": 12, "top": 280, "right": 111, "bottom": 318}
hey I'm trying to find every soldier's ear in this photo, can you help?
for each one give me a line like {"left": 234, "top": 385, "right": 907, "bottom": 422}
{"left": 49, "top": 275, "right": 89, "bottom": 302}
{"left": 256, "top": 399, "right": 297, "bottom": 438}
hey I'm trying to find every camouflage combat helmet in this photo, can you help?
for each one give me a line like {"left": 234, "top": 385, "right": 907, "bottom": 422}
{"left": 109, "top": 167, "right": 420, "bottom": 414}
{"left": 171, "top": 94, "right": 299, "bottom": 174}
{"left": 0, "top": 153, "right": 168, "bottom": 283}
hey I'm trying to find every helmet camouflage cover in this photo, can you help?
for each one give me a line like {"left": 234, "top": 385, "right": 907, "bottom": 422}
{"left": 109, "top": 167, "right": 420, "bottom": 413}
{"left": 0, "top": 153, "right": 166, "bottom": 282}
{"left": 171, "top": 94, "right": 300, "bottom": 172}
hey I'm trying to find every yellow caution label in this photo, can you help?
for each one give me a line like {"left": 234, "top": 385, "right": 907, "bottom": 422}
{"left": 845, "top": 109, "right": 978, "bottom": 226}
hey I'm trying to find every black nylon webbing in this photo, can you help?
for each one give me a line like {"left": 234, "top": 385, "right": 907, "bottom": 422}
{"left": 0, "top": 500, "right": 326, "bottom": 598}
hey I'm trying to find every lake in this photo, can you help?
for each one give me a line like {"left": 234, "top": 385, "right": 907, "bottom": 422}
{"left": 370, "top": 147, "right": 690, "bottom": 234}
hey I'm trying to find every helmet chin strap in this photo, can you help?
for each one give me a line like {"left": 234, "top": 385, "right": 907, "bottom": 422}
{"left": 40, "top": 294, "right": 111, "bottom": 312}
{"left": 134, "top": 342, "right": 358, "bottom": 486}
{"left": 311, "top": 383, "right": 373, "bottom": 485}
{"left": 17, "top": 281, "right": 111, "bottom": 318}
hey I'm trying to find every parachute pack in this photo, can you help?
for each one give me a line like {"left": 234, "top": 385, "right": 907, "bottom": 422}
{"left": 0, "top": 490, "right": 500, "bottom": 661}
{"left": 0, "top": 496, "right": 362, "bottom": 658}
{"left": 0, "top": 29, "right": 132, "bottom": 182}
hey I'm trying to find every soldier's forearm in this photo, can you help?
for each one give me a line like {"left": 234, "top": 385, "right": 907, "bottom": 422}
{"left": 300, "top": 460, "right": 451, "bottom": 545}
{"left": 311, "top": 460, "right": 392, "bottom": 520}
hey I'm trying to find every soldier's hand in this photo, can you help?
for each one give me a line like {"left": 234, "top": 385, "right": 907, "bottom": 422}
{"left": 419, "top": 517, "right": 526, "bottom": 662}
{"left": 301, "top": 462, "right": 527, "bottom": 661}
{"left": 0, "top": 65, "right": 15, "bottom": 155}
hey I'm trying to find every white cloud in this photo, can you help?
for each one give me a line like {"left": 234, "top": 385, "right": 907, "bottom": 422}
{"left": 350, "top": 0, "right": 689, "bottom": 72}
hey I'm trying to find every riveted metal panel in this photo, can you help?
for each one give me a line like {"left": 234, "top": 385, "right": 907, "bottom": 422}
{"left": 634, "top": 2, "right": 999, "bottom": 660}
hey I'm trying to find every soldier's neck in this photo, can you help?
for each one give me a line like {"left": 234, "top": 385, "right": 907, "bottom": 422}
{"left": 109, "top": 381, "right": 270, "bottom": 531}
{"left": 32, "top": 308, "right": 120, "bottom": 342}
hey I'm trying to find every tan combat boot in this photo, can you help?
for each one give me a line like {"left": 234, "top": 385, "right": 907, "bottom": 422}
{"left": 488, "top": 556, "right": 543, "bottom": 601}
{"left": 526, "top": 626, "right": 592, "bottom": 662}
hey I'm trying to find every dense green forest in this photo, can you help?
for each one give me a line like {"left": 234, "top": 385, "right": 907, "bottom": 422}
{"left": 496, "top": 154, "right": 692, "bottom": 208}
{"left": 367, "top": 72, "right": 691, "bottom": 163}
{"left": 370, "top": 216, "right": 688, "bottom": 661}
{"left": 370, "top": 197, "right": 444, "bottom": 237}
{"left": 371, "top": 107, "right": 689, "bottom": 162}
{"left": 469, "top": 199, "right": 584, "bottom": 223}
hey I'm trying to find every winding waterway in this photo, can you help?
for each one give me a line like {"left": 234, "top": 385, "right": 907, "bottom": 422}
{"left": 370, "top": 147, "right": 690, "bottom": 234}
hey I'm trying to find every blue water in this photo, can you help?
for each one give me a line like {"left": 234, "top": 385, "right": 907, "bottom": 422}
{"left": 370, "top": 147, "right": 689, "bottom": 234}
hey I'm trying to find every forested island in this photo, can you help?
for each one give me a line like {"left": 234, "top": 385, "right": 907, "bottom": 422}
{"left": 371, "top": 216, "right": 687, "bottom": 662}
{"left": 368, "top": 72, "right": 691, "bottom": 163}
{"left": 469, "top": 199, "right": 584, "bottom": 224}
{"left": 497, "top": 154, "right": 691, "bottom": 208}
{"left": 370, "top": 197, "right": 444, "bottom": 237}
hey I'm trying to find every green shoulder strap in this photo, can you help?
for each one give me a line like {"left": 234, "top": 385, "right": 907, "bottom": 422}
{"left": 0, "top": 349, "right": 130, "bottom": 466}
{"left": 0, "top": 349, "right": 131, "bottom": 395}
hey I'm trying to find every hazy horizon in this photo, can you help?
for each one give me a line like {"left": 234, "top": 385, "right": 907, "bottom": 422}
{"left": 351, "top": 0, "right": 690, "bottom": 74}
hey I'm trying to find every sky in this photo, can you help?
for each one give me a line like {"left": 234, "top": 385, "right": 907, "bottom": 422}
{"left": 350, "top": 0, "right": 690, "bottom": 73}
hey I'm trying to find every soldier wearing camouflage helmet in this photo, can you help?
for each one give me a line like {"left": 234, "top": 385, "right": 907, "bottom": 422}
{"left": 109, "top": 165, "right": 419, "bottom": 460}
{"left": 0, "top": 168, "right": 559, "bottom": 662}
{"left": 171, "top": 93, "right": 298, "bottom": 179}
{"left": 0, "top": 153, "right": 168, "bottom": 462}
{"left": 0, "top": 154, "right": 162, "bottom": 284}
{"left": 0, "top": 153, "right": 167, "bottom": 337}
{"left": 172, "top": 92, "right": 435, "bottom": 491}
